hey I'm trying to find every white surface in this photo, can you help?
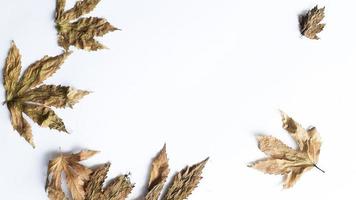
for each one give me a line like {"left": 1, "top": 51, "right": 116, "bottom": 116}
{"left": 0, "top": 0, "right": 355, "bottom": 199}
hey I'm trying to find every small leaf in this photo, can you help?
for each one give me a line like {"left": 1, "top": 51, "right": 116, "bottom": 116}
{"left": 55, "top": 0, "right": 118, "bottom": 51}
{"left": 299, "top": 6, "right": 325, "bottom": 40}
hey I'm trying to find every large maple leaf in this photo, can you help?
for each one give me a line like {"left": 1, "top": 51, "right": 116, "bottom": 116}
{"left": 249, "top": 111, "right": 323, "bottom": 188}
{"left": 3, "top": 41, "right": 89, "bottom": 147}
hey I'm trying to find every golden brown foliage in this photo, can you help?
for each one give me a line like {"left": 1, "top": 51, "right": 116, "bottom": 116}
{"left": 85, "top": 163, "right": 134, "bottom": 200}
{"left": 299, "top": 6, "right": 325, "bottom": 40}
{"left": 46, "top": 145, "right": 208, "bottom": 200}
{"left": 249, "top": 111, "right": 323, "bottom": 188}
{"left": 46, "top": 150, "right": 98, "bottom": 200}
{"left": 55, "top": 0, "right": 118, "bottom": 51}
{"left": 3, "top": 41, "right": 89, "bottom": 147}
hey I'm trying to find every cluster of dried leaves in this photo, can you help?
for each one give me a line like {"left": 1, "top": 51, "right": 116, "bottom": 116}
{"left": 3, "top": 42, "right": 89, "bottom": 147}
{"left": 46, "top": 145, "right": 208, "bottom": 200}
{"left": 299, "top": 6, "right": 325, "bottom": 40}
{"left": 1, "top": 1, "right": 329, "bottom": 198}
{"left": 55, "top": 0, "right": 118, "bottom": 51}
{"left": 249, "top": 112, "right": 323, "bottom": 188}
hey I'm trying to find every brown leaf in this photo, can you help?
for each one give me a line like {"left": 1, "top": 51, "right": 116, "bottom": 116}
{"left": 164, "top": 158, "right": 209, "bottom": 200}
{"left": 85, "top": 163, "right": 134, "bottom": 200}
{"left": 299, "top": 6, "right": 325, "bottom": 40}
{"left": 46, "top": 150, "right": 98, "bottom": 200}
{"left": 2, "top": 42, "right": 89, "bottom": 147}
{"left": 249, "top": 112, "right": 323, "bottom": 188}
{"left": 145, "top": 144, "right": 170, "bottom": 200}
{"left": 55, "top": 0, "right": 118, "bottom": 51}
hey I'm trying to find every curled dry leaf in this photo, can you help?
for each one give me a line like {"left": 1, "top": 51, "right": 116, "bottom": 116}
{"left": 46, "top": 150, "right": 98, "bottom": 200}
{"left": 55, "top": 0, "right": 118, "bottom": 51}
{"left": 46, "top": 145, "right": 208, "bottom": 200}
{"left": 2, "top": 41, "right": 89, "bottom": 147}
{"left": 299, "top": 5, "right": 325, "bottom": 40}
{"left": 249, "top": 111, "right": 323, "bottom": 188}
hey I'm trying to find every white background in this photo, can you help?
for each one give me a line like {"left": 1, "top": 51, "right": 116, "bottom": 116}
{"left": 0, "top": 0, "right": 355, "bottom": 199}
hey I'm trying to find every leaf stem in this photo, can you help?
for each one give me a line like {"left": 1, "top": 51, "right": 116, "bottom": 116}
{"left": 313, "top": 164, "right": 325, "bottom": 173}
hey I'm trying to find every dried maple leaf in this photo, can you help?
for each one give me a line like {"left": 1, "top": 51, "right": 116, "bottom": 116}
{"left": 144, "top": 145, "right": 208, "bottom": 200}
{"left": 46, "top": 145, "right": 208, "bottom": 200}
{"left": 46, "top": 150, "right": 98, "bottom": 200}
{"left": 3, "top": 41, "right": 89, "bottom": 147}
{"left": 55, "top": 0, "right": 118, "bottom": 51}
{"left": 85, "top": 163, "right": 134, "bottom": 200}
{"left": 299, "top": 6, "right": 325, "bottom": 40}
{"left": 249, "top": 111, "right": 323, "bottom": 188}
